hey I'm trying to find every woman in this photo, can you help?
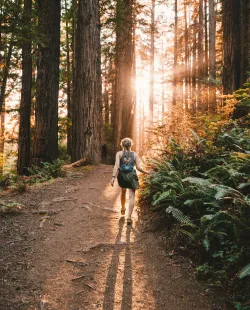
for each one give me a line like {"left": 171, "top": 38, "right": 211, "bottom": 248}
{"left": 111, "top": 137, "right": 149, "bottom": 225}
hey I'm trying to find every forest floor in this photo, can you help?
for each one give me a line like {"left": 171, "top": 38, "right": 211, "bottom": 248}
{"left": 0, "top": 165, "right": 227, "bottom": 310}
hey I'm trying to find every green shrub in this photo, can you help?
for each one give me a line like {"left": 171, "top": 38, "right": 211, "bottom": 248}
{"left": 142, "top": 122, "right": 250, "bottom": 305}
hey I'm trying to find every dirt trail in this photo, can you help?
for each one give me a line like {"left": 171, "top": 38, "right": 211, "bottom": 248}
{"left": 0, "top": 165, "right": 225, "bottom": 310}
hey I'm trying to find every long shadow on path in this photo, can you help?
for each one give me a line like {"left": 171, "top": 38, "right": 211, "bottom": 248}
{"left": 103, "top": 218, "right": 133, "bottom": 310}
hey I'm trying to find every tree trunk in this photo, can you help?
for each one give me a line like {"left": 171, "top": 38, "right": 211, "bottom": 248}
{"left": 114, "top": 0, "right": 133, "bottom": 151}
{"left": 0, "top": 41, "right": 13, "bottom": 114}
{"left": 172, "top": 0, "right": 178, "bottom": 106}
{"left": 72, "top": 0, "right": 102, "bottom": 163}
{"left": 132, "top": 0, "right": 137, "bottom": 149}
{"left": 204, "top": 0, "right": 209, "bottom": 77}
{"left": 149, "top": 0, "right": 155, "bottom": 123}
{"left": 66, "top": 0, "right": 72, "bottom": 157}
{"left": 161, "top": 38, "right": 165, "bottom": 116}
{"left": 17, "top": 0, "right": 32, "bottom": 174}
{"left": 184, "top": 1, "right": 188, "bottom": 85}
{"left": 0, "top": 40, "right": 13, "bottom": 175}
{"left": 198, "top": 0, "right": 204, "bottom": 79}
{"left": 240, "top": 0, "right": 250, "bottom": 85}
{"left": 103, "top": 55, "right": 109, "bottom": 124}
{"left": 222, "top": 0, "right": 241, "bottom": 94}
{"left": 0, "top": 106, "right": 4, "bottom": 175}
{"left": 32, "top": 0, "right": 61, "bottom": 164}
{"left": 209, "top": 0, "right": 216, "bottom": 79}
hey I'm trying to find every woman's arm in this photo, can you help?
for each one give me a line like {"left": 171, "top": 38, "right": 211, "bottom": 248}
{"left": 135, "top": 153, "right": 149, "bottom": 174}
{"left": 111, "top": 152, "right": 121, "bottom": 186}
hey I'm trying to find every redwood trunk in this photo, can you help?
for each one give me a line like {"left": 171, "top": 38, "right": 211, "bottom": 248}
{"left": 114, "top": 0, "right": 133, "bottom": 150}
{"left": 17, "top": 0, "right": 32, "bottom": 174}
{"left": 222, "top": 0, "right": 241, "bottom": 94}
{"left": 240, "top": 0, "right": 250, "bottom": 85}
{"left": 149, "top": 0, "right": 155, "bottom": 123}
{"left": 172, "top": 0, "right": 178, "bottom": 106}
{"left": 209, "top": 0, "right": 216, "bottom": 79}
{"left": 72, "top": 0, "right": 102, "bottom": 163}
{"left": 32, "top": 0, "right": 61, "bottom": 164}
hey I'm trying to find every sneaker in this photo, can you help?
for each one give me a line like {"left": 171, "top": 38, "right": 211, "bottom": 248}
{"left": 127, "top": 218, "right": 132, "bottom": 225}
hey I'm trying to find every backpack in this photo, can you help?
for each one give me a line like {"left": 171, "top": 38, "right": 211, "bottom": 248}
{"left": 119, "top": 151, "right": 134, "bottom": 172}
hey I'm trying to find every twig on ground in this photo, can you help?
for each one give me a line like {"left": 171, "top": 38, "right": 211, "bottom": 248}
{"left": 75, "top": 290, "right": 85, "bottom": 295}
{"left": 84, "top": 283, "right": 96, "bottom": 290}
{"left": 72, "top": 274, "right": 85, "bottom": 281}
{"left": 66, "top": 259, "right": 88, "bottom": 267}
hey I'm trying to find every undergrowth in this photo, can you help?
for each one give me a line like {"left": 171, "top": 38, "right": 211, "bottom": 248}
{"left": 0, "top": 159, "right": 66, "bottom": 192}
{"left": 141, "top": 84, "right": 250, "bottom": 308}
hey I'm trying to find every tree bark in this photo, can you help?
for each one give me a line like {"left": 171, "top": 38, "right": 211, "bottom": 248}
{"left": 114, "top": 0, "right": 133, "bottom": 150}
{"left": 149, "top": 0, "right": 155, "bottom": 123}
{"left": 172, "top": 0, "right": 178, "bottom": 106}
{"left": 184, "top": 1, "right": 188, "bottom": 85}
{"left": 222, "top": 0, "right": 241, "bottom": 94}
{"left": 17, "top": 0, "right": 32, "bottom": 174}
{"left": 72, "top": 0, "right": 102, "bottom": 163}
{"left": 66, "top": 0, "right": 72, "bottom": 157}
{"left": 32, "top": 0, "right": 61, "bottom": 164}
{"left": 104, "top": 55, "right": 110, "bottom": 124}
{"left": 198, "top": 0, "right": 204, "bottom": 79}
{"left": 204, "top": 0, "right": 209, "bottom": 77}
{"left": 240, "top": 0, "right": 250, "bottom": 85}
{"left": 0, "top": 40, "right": 13, "bottom": 175}
{"left": 209, "top": 0, "right": 216, "bottom": 79}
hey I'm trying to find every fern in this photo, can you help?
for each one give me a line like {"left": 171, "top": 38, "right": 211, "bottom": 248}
{"left": 183, "top": 177, "right": 212, "bottom": 187}
{"left": 178, "top": 229, "right": 197, "bottom": 242}
{"left": 152, "top": 190, "right": 176, "bottom": 206}
{"left": 211, "top": 184, "right": 243, "bottom": 200}
{"left": 166, "top": 206, "right": 196, "bottom": 227}
{"left": 184, "top": 199, "right": 202, "bottom": 206}
{"left": 238, "top": 264, "right": 250, "bottom": 279}
{"left": 202, "top": 238, "right": 210, "bottom": 251}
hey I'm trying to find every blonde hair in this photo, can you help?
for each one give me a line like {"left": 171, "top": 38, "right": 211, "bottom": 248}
{"left": 120, "top": 137, "right": 133, "bottom": 150}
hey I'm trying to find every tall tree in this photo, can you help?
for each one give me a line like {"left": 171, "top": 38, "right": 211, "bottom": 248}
{"left": 184, "top": 0, "right": 188, "bottom": 85}
{"left": 209, "top": 0, "right": 216, "bottom": 79}
{"left": 17, "top": 0, "right": 32, "bottom": 174}
{"left": 72, "top": 0, "right": 102, "bottom": 163}
{"left": 204, "top": 0, "right": 209, "bottom": 77}
{"left": 198, "top": 0, "right": 204, "bottom": 78}
{"left": 114, "top": 0, "right": 133, "bottom": 150}
{"left": 149, "top": 0, "right": 155, "bottom": 123}
{"left": 0, "top": 0, "right": 22, "bottom": 174}
{"left": 240, "top": 0, "right": 250, "bottom": 85}
{"left": 172, "top": 0, "right": 178, "bottom": 106}
{"left": 32, "top": 0, "right": 61, "bottom": 164}
{"left": 64, "top": 0, "right": 73, "bottom": 157}
{"left": 222, "top": 0, "right": 241, "bottom": 94}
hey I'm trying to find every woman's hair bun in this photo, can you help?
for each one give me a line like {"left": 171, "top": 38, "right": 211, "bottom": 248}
{"left": 120, "top": 137, "right": 133, "bottom": 148}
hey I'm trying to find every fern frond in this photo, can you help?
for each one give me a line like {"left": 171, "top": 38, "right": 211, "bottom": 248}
{"left": 178, "top": 229, "right": 197, "bottom": 242}
{"left": 152, "top": 190, "right": 175, "bottom": 206}
{"left": 238, "top": 264, "right": 250, "bottom": 279}
{"left": 183, "top": 177, "right": 212, "bottom": 187}
{"left": 184, "top": 199, "right": 202, "bottom": 207}
{"left": 202, "top": 238, "right": 210, "bottom": 251}
{"left": 166, "top": 206, "right": 196, "bottom": 227}
{"left": 238, "top": 182, "right": 250, "bottom": 189}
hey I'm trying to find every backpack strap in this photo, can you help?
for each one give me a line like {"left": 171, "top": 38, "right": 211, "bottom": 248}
{"left": 120, "top": 151, "right": 135, "bottom": 167}
{"left": 120, "top": 151, "right": 125, "bottom": 166}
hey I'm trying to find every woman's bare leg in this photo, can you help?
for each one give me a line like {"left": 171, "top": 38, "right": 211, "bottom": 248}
{"left": 127, "top": 189, "right": 135, "bottom": 219}
{"left": 121, "top": 188, "right": 126, "bottom": 213}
